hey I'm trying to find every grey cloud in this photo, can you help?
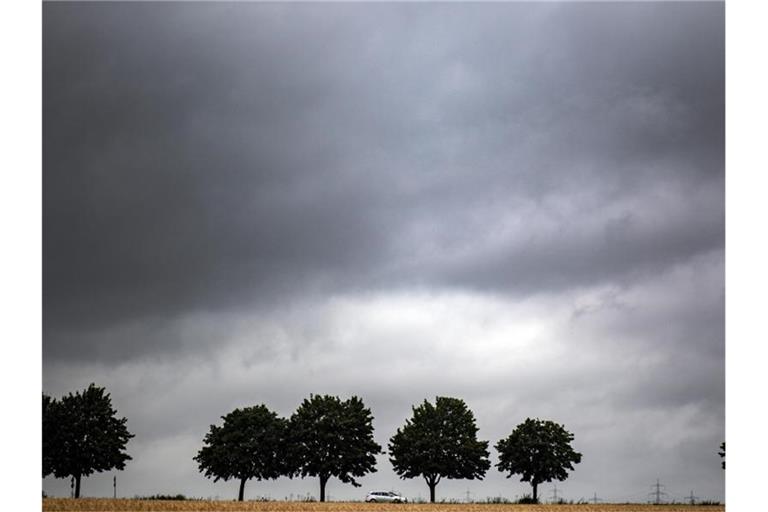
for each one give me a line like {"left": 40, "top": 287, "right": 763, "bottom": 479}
{"left": 45, "top": 3, "right": 723, "bottom": 355}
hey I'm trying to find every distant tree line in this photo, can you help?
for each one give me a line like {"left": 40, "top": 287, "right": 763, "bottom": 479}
{"left": 43, "top": 384, "right": 592, "bottom": 502}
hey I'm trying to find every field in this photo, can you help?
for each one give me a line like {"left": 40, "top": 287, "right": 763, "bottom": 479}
{"left": 42, "top": 500, "right": 725, "bottom": 512}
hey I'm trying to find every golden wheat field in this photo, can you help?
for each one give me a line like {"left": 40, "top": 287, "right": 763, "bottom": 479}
{"left": 42, "top": 500, "right": 724, "bottom": 512}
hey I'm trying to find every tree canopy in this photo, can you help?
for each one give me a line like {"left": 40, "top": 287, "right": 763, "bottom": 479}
{"left": 42, "top": 384, "right": 133, "bottom": 498}
{"left": 495, "top": 418, "right": 582, "bottom": 503}
{"left": 289, "top": 394, "right": 381, "bottom": 502}
{"left": 42, "top": 394, "right": 58, "bottom": 479}
{"left": 719, "top": 441, "right": 725, "bottom": 470}
{"left": 194, "top": 404, "right": 289, "bottom": 501}
{"left": 388, "top": 396, "right": 490, "bottom": 502}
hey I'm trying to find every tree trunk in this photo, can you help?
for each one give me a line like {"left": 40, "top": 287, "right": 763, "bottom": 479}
{"left": 238, "top": 478, "right": 246, "bottom": 502}
{"left": 74, "top": 474, "right": 81, "bottom": 499}
{"left": 424, "top": 475, "right": 440, "bottom": 503}
{"left": 532, "top": 481, "right": 538, "bottom": 503}
{"left": 319, "top": 475, "right": 329, "bottom": 502}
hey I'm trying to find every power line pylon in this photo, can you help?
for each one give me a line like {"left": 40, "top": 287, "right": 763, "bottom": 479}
{"left": 550, "top": 484, "right": 560, "bottom": 503}
{"left": 648, "top": 479, "right": 668, "bottom": 505}
{"left": 590, "top": 492, "right": 603, "bottom": 504}
{"left": 687, "top": 490, "right": 699, "bottom": 505}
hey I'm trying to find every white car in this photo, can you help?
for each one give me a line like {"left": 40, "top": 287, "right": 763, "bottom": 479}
{"left": 365, "top": 491, "right": 408, "bottom": 503}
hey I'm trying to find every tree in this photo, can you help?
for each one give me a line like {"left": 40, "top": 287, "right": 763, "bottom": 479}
{"left": 42, "top": 384, "right": 133, "bottom": 498}
{"left": 289, "top": 394, "right": 381, "bottom": 502}
{"left": 388, "top": 396, "right": 491, "bottom": 503}
{"left": 194, "top": 405, "right": 289, "bottom": 501}
{"left": 42, "top": 394, "right": 58, "bottom": 478}
{"left": 495, "top": 418, "right": 582, "bottom": 503}
{"left": 719, "top": 441, "right": 725, "bottom": 469}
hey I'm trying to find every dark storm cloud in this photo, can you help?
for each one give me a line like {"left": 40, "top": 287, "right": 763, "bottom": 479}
{"left": 44, "top": 2, "right": 723, "bottom": 363}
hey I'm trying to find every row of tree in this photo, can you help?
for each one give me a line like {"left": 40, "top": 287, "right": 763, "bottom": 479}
{"left": 195, "top": 395, "right": 382, "bottom": 502}
{"left": 43, "top": 385, "right": 583, "bottom": 502}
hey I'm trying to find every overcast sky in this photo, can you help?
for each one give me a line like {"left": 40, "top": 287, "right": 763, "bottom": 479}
{"left": 43, "top": 1, "right": 724, "bottom": 503}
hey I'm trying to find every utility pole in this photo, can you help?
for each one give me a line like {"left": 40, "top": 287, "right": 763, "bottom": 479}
{"left": 687, "top": 490, "right": 699, "bottom": 505}
{"left": 648, "top": 479, "right": 668, "bottom": 505}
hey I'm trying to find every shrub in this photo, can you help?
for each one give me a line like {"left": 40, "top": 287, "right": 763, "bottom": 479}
{"left": 134, "top": 494, "right": 188, "bottom": 500}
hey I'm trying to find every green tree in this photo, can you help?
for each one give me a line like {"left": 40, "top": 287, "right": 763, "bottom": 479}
{"left": 495, "top": 418, "right": 582, "bottom": 503}
{"left": 42, "top": 394, "right": 58, "bottom": 478}
{"left": 719, "top": 441, "right": 725, "bottom": 469}
{"left": 388, "top": 396, "right": 490, "bottom": 503}
{"left": 194, "top": 405, "right": 289, "bottom": 501}
{"left": 42, "top": 384, "right": 133, "bottom": 498}
{"left": 289, "top": 394, "right": 381, "bottom": 502}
